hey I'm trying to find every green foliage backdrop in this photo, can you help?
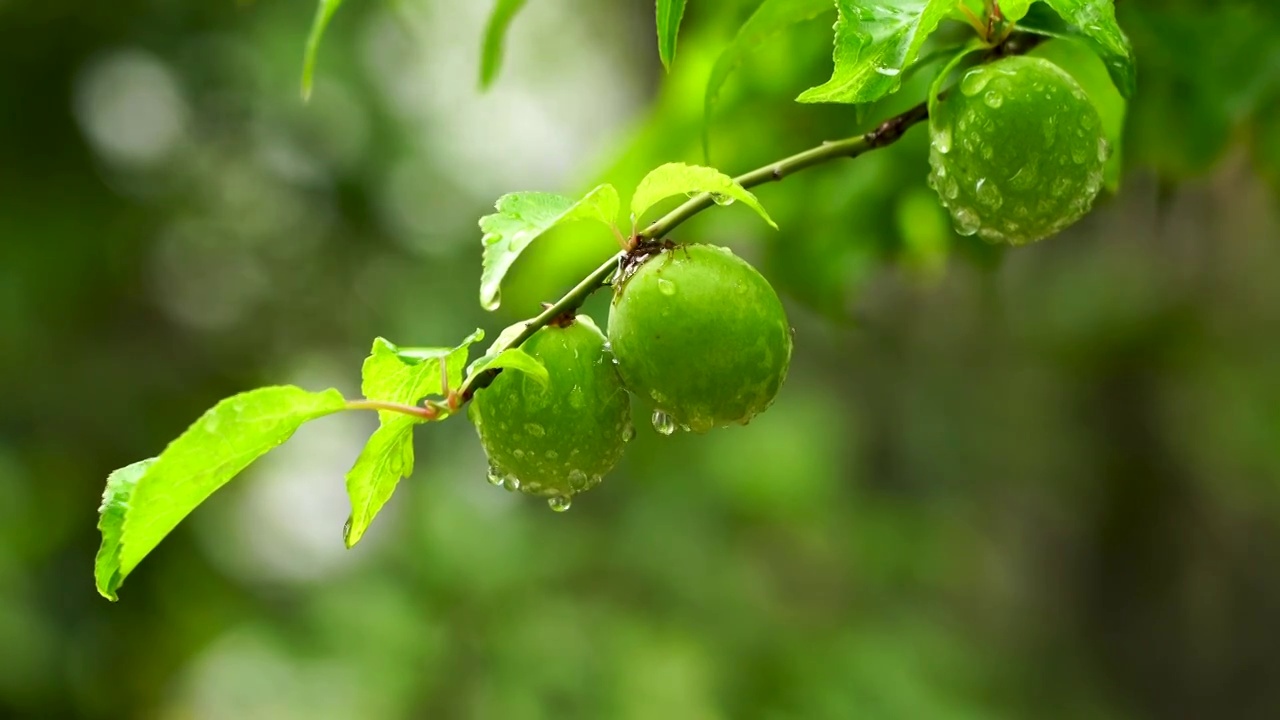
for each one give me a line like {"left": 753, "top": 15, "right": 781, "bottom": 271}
{"left": 2, "top": 0, "right": 1279, "bottom": 717}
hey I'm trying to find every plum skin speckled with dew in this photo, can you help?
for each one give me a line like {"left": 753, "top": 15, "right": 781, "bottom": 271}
{"left": 468, "top": 314, "right": 631, "bottom": 500}
{"left": 607, "top": 243, "right": 793, "bottom": 433}
{"left": 928, "top": 55, "right": 1109, "bottom": 246}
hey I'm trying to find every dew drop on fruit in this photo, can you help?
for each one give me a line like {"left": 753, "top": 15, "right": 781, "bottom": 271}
{"left": 1097, "top": 137, "right": 1111, "bottom": 162}
{"left": 486, "top": 465, "right": 505, "bottom": 486}
{"left": 548, "top": 495, "right": 572, "bottom": 512}
{"left": 952, "top": 207, "right": 980, "bottom": 236}
{"left": 983, "top": 90, "right": 1003, "bottom": 109}
{"left": 568, "top": 469, "right": 588, "bottom": 490}
{"left": 976, "top": 179, "right": 1003, "bottom": 209}
{"left": 960, "top": 68, "right": 992, "bottom": 96}
{"left": 652, "top": 410, "right": 676, "bottom": 436}
{"left": 503, "top": 476, "right": 521, "bottom": 492}
{"left": 932, "top": 124, "right": 953, "bottom": 154}
{"left": 657, "top": 278, "right": 676, "bottom": 296}
{"left": 513, "top": 448, "right": 525, "bottom": 459}
{"left": 621, "top": 422, "right": 636, "bottom": 443}
{"left": 545, "top": 450, "right": 559, "bottom": 460}
{"left": 524, "top": 423, "right": 546, "bottom": 437}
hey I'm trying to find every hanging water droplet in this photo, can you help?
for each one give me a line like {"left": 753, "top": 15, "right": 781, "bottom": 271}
{"left": 657, "top": 278, "right": 676, "bottom": 296}
{"left": 621, "top": 422, "right": 636, "bottom": 442}
{"left": 952, "top": 207, "right": 980, "bottom": 236}
{"left": 503, "top": 476, "right": 521, "bottom": 492}
{"left": 548, "top": 495, "right": 572, "bottom": 512}
{"left": 710, "top": 193, "right": 735, "bottom": 206}
{"left": 486, "top": 465, "right": 505, "bottom": 486}
{"left": 651, "top": 410, "right": 676, "bottom": 436}
{"left": 342, "top": 516, "right": 353, "bottom": 539}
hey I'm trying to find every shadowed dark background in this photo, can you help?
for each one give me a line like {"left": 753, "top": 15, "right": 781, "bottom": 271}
{"left": 2, "top": 0, "right": 1279, "bottom": 717}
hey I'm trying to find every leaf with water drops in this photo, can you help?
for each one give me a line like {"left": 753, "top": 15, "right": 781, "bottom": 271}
{"left": 301, "top": 0, "right": 343, "bottom": 100}
{"left": 631, "top": 163, "right": 777, "bottom": 229}
{"left": 479, "top": 185, "right": 620, "bottom": 310}
{"left": 95, "top": 386, "right": 348, "bottom": 599}
{"left": 702, "top": 0, "right": 834, "bottom": 160}
{"left": 796, "top": 0, "right": 954, "bottom": 106}
{"left": 479, "top": 0, "right": 529, "bottom": 89}
{"left": 344, "top": 330, "right": 483, "bottom": 548}
{"left": 1022, "top": 0, "right": 1135, "bottom": 98}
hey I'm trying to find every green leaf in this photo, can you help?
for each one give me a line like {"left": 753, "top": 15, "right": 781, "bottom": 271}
{"left": 703, "top": 0, "right": 835, "bottom": 161}
{"left": 797, "top": 0, "right": 954, "bottom": 105}
{"left": 465, "top": 346, "right": 550, "bottom": 389}
{"left": 998, "top": 0, "right": 1033, "bottom": 22}
{"left": 631, "top": 163, "right": 777, "bottom": 229}
{"left": 94, "top": 459, "right": 155, "bottom": 601}
{"left": 99, "top": 386, "right": 347, "bottom": 599}
{"left": 1039, "top": 0, "right": 1135, "bottom": 98}
{"left": 302, "top": 0, "right": 344, "bottom": 100}
{"left": 479, "top": 185, "right": 619, "bottom": 311}
{"left": 343, "top": 330, "right": 483, "bottom": 547}
{"left": 479, "top": 0, "right": 529, "bottom": 89}
{"left": 656, "top": 0, "right": 689, "bottom": 70}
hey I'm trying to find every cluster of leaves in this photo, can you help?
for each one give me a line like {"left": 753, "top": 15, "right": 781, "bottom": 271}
{"left": 100, "top": 0, "right": 1136, "bottom": 600}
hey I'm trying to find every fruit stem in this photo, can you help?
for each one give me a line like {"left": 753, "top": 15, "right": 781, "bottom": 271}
{"left": 457, "top": 252, "right": 624, "bottom": 401}
{"left": 345, "top": 399, "right": 439, "bottom": 420}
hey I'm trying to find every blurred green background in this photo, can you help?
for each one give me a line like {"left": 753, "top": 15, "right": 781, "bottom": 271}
{"left": 3, "top": 0, "right": 1280, "bottom": 717}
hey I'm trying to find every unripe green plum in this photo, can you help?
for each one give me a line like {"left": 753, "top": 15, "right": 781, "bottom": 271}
{"left": 608, "top": 243, "right": 792, "bottom": 433}
{"left": 928, "top": 55, "right": 1109, "bottom": 246}
{"left": 468, "top": 315, "right": 631, "bottom": 509}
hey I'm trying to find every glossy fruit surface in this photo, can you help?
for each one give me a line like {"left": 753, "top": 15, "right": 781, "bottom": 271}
{"left": 608, "top": 243, "right": 792, "bottom": 433}
{"left": 468, "top": 315, "right": 630, "bottom": 504}
{"left": 928, "top": 55, "right": 1108, "bottom": 245}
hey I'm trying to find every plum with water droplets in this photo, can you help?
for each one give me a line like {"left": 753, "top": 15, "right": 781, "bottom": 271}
{"left": 928, "top": 56, "right": 1109, "bottom": 246}
{"left": 468, "top": 315, "right": 631, "bottom": 507}
{"left": 608, "top": 243, "right": 792, "bottom": 433}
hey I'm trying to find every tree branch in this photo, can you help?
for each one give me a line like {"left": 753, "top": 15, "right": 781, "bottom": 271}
{"left": 454, "top": 31, "right": 1045, "bottom": 407}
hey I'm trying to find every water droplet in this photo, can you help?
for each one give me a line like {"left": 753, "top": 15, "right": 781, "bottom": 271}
{"left": 932, "top": 124, "right": 953, "bottom": 154}
{"left": 983, "top": 90, "right": 1003, "bottom": 108}
{"left": 503, "top": 476, "right": 521, "bottom": 492}
{"left": 657, "top": 278, "right": 676, "bottom": 296}
{"left": 978, "top": 227, "right": 1003, "bottom": 243}
{"left": 524, "top": 423, "right": 546, "bottom": 437}
{"left": 621, "top": 422, "right": 636, "bottom": 442}
{"left": 710, "top": 193, "right": 735, "bottom": 206}
{"left": 342, "top": 516, "right": 353, "bottom": 539}
{"left": 960, "top": 68, "right": 992, "bottom": 96}
{"left": 486, "top": 465, "right": 504, "bottom": 486}
{"left": 943, "top": 177, "right": 959, "bottom": 200}
{"left": 952, "top": 207, "right": 980, "bottom": 236}
{"left": 602, "top": 341, "right": 612, "bottom": 353}
{"left": 874, "top": 65, "right": 901, "bottom": 77}
{"left": 1071, "top": 145, "right": 1088, "bottom": 164}
{"left": 548, "top": 495, "right": 572, "bottom": 512}
{"left": 975, "top": 179, "right": 1003, "bottom": 209}
{"left": 1080, "top": 112, "right": 1097, "bottom": 130}
{"left": 1097, "top": 137, "right": 1111, "bottom": 163}
{"left": 513, "top": 449, "right": 525, "bottom": 459}
{"left": 651, "top": 410, "right": 676, "bottom": 436}
{"left": 980, "top": 144, "right": 994, "bottom": 161}
{"left": 545, "top": 450, "right": 559, "bottom": 460}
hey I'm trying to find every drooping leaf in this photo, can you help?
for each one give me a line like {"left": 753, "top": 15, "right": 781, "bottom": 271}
{"left": 1039, "top": 0, "right": 1135, "bottom": 98}
{"left": 631, "top": 162, "right": 777, "bottom": 229}
{"left": 302, "top": 0, "right": 344, "bottom": 100}
{"left": 101, "top": 386, "right": 347, "bottom": 599}
{"left": 797, "top": 0, "right": 954, "bottom": 106}
{"left": 656, "top": 0, "right": 689, "bottom": 70}
{"left": 703, "top": 0, "right": 835, "bottom": 161}
{"left": 94, "top": 459, "right": 155, "bottom": 601}
{"left": 343, "top": 330, "right": 483, "bottom": 547}
{"left": 479, "top": 0, "right": 529, "bottom": 89}
{"left": 479, "top": 185, "right": 619, "bottom": 311}
{"left": 997, "top": 0, "right": 1033, "bottom": 22}
{"left": 465, "top": 346, "right": 550, "bottom": 389}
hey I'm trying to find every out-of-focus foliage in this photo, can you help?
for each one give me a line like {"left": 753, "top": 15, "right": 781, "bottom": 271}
{"left": 2, "top": 0, "right": 1280, "bottom": 718}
